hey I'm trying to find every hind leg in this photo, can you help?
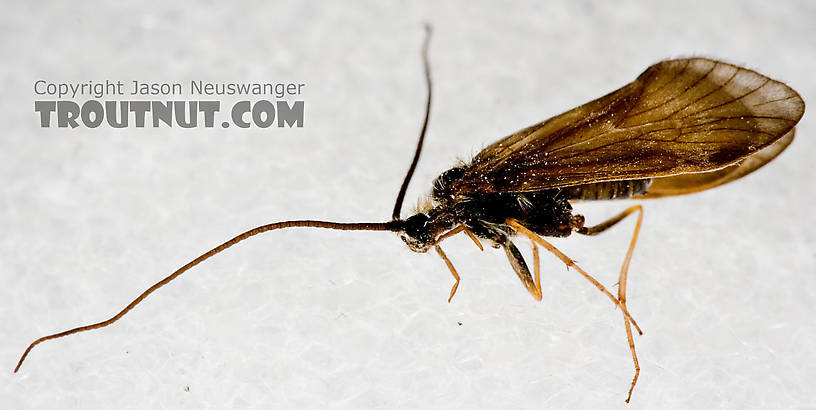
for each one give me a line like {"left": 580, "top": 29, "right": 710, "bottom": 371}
{"left": 576, "top": 205, "right": 644, "bottom": 403}
{"left": 507, "top": 216, "right": 643, "bottom": 402}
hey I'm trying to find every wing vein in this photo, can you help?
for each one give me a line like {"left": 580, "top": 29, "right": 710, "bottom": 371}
{"left": 636, "top": 60, "right": 690, "bottom": 102}
{"left": 676, "top": 77, "right": 771, "bottom": 119}
{"left": 753, "top": 94, "right": 799, "bottom": 107}
{"left": 628, "top": 61, "right": 715, "bottom": 118}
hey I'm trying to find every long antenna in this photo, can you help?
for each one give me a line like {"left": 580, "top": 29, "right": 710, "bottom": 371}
{"left": 15, "top": 219, "right": 397, "bottom": 372}
{"left": 392, "top": 24, "right": 433, "bottom": 220}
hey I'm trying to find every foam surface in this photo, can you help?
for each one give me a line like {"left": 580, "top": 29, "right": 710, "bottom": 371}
{"left": 1, "top": 1, "right": 814, "bottom": 408}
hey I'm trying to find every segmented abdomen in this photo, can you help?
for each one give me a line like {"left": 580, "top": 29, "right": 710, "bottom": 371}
{"left": 564, "top": 179, "right": 651, "bottom": 200}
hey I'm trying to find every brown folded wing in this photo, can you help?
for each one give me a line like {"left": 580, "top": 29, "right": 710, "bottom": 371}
{"left": 449, "top": 58, "right": 804, "bottom": 195}
{"left": 636, "top": 129, "right": 794, "bottom": 198}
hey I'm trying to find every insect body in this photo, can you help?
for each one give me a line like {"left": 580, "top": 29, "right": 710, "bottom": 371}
{"left": 16, "top": 28, "right": 804, "bottom": 404}
{"left": 388, "top": 56, "right": 802, "bottom": 401}
{"left": 396, "top": 169, "right": 584, "bottom": 294}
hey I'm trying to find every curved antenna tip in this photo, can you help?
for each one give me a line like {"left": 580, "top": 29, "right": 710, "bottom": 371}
{"left": 391, "top": 25, "right": 434, "bottom": 220}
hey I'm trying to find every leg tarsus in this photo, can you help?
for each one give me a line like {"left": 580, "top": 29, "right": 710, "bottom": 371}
{"left": 623, "top": 317, "right": 640, "bottom": 403}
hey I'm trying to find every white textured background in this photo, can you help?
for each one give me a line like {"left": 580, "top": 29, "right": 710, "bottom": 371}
{"left": 1, "top": 1, "right": 814, "bottom": 409}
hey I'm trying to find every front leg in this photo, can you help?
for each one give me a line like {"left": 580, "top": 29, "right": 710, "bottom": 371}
{"left": 432, "top": 225, "right": 484, "bottom": 302}
{"left": 434, "top": 245, "right": 460, "bottom": 303}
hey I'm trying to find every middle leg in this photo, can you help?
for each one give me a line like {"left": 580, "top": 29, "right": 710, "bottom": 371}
{"left": 506, "top": 218, "right": 642, "bottom": 335}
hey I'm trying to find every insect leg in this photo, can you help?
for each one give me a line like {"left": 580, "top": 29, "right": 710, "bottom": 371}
{"left": 532, "top": 243, "right": 541, "bottom": 297}
{"left": 431, "top": 225, "right": 485, "bottom": 302}
{"left": 505, "top": 218, "right": 642, "bottom": 335}
{"left": 576, "top": 205, "right": 643, "bottom": 236}
{"left": 578, "top": 205, "right": 644, "bottom": 403}
{"left": 508, "top": 217, "right": 643, "bottom": 401}
{"left": 462, "top": 228, "right": 484, "bottom": 251}
{"left": 502, "top": 238, "right": 542, "bottom": 301}
{"left": 434, "top": 245, "right": 460, "bottom": 303}
{"left": 575, "top": 205, "right": 643, "bottom": 318}
{"left": 575, "top": 205, "right": 644, "bottom": 321}
{"left": 434, "top": 225, "right": 483, "bottom": 251}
